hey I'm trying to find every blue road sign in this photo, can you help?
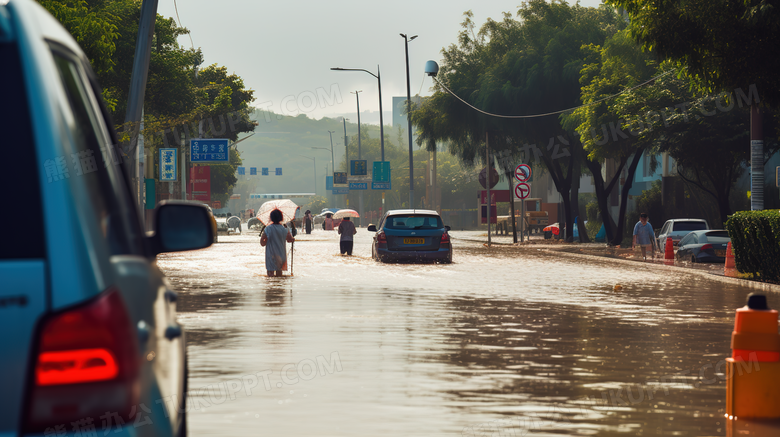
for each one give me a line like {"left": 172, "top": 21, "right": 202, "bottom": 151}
{"left": 262, "top": 167, "right": 269, "bottom": 176}
{"left": 372, "top": 182, "right": 391, "bottom": 190}
{"left": 190, "top": 139, "right": 229, "bottom": 163}
{"left": 276, "top": 167, "right": 283, "bottom": 175}
{"left": 351, "top": 160, "right": 368, "bottom": 176}
{"left": 326, "top": 176, "right": 333, "bottom": 191}
{"left": 373, "top": 161, "right": 390, "bottom": 182}
{"left": 349, "top": 182, "right": 367, "bottom": 190}
{"left": 159, "top": 148, "right": 177, "bottom": 181}
{"left": 332, "top": 187, "right": 349, "bottom": 194}
{"left": 237, "top": 166, "right": 245, "bottom": 175}
{"left": 250, "top": 167, "right": 257, "bottom": 175}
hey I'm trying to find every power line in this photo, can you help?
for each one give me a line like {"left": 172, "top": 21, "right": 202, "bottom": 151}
{"left": 432, "top": 69, "right": 674, "bottom": 119}
{"left": 172, "top": 0, "right": 194, "bottom": 49}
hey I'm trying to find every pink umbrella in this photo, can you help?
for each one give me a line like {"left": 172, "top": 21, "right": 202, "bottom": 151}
{"left": 256, "top": 199, "right": 299, "bottom": 225}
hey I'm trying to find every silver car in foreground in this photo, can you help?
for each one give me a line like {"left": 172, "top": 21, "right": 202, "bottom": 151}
{"left": 2, "top": 1, "right": 212, "bottom": 435}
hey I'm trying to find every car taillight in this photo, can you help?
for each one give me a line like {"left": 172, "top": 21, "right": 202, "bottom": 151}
{"left": 377, "top": 231, "right": 387, "bottom": 244}
{"left": 24, "top": 288, "right": 140, "bottom": 432}
{"left": 441, "top": 232, "right": 450, "bottom": 244}
{"left": 700, "top": 244, "right": 713, "bottom": 251}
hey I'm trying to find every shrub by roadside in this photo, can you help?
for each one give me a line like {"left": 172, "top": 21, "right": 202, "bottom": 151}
{"left": 725, "top": 210, "right": 780, "bottom": 282}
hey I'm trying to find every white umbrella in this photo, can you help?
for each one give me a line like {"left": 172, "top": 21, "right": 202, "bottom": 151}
{"left": 333, "top": 209, "right": 359, "bottom": 219}
{"left": 256, "top": 199, "right": 299, "bottom": 225}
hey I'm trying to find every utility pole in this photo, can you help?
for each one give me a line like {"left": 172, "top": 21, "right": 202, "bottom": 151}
{"left": 124, "top": 0, "right": 159, "bottom": 209}
{"left": 352, "top": 90, "right": 363, "bottom": 226}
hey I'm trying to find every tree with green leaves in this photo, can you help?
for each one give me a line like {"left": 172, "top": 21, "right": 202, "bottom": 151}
{"left": 414, "top": 1, "right": 624, "bottom": 241}
{"left": 568, "top": 29, "right": 658, "bottom": 244}
{"left": 606, "top": 0, "right": 780, "bottom": 211}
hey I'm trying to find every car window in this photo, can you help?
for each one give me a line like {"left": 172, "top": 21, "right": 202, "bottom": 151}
{"left": 691, "top": 234, "right": 698, "bottom": 244}
{"left": 0, "top": 42, "right": 45, "bottom": 259}
{"left": 384, "top": 215, "right": 443, "bottom": 230}
{"left": 52, "top": 50, "right": 144, "bottom": 256}
{"left": 673, "top": 221, "right": 707, "bottom": 231}
{"left": 679, "top": 234, "right": 693, "bottom": 246}
{"left": 702, "top": 231, "right": 730, "bottom": 244}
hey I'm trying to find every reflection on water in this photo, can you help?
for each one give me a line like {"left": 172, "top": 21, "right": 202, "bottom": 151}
{"left": 157, "top": 230, "right": 777, "bottom": 436}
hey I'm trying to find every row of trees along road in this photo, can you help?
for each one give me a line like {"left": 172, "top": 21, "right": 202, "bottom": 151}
{"left": 413, "top": 0, "right": 778, "bottom": 244}
{"left": 39, "top": 0, "right": 256, "bottom": 207}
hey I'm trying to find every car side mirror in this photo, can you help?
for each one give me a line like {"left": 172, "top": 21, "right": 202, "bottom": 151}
{"left": 367, "top": 224, "right": 377, "bottom": 232}
{"left": 445, "top": 225, "right": 451, "bottom": 231}
{"left": 148, "top": 201, "right": 214, "bottom": 255}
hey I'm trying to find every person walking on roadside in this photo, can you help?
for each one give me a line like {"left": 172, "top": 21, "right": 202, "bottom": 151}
{"left": 304, "top": 210, "right": 313, "bottom": 234}
{"left": 632, "top": 212, "right": 656, "bottom": 260}
{"left": 260, "top": 209, "right": 294, "bottom": 276}
{"left": 324, "top": 213, "right": 334, "bottom": 231}
{"left": 338, "top": 216, "right": 357, "bottom": 255}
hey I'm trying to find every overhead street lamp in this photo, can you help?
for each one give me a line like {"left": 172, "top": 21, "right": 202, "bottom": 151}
{"left": 330, "top": 66, "right": 385, "bottom": 161}
{"left": 401, "top": 33, "right": 418, "bottom": 209}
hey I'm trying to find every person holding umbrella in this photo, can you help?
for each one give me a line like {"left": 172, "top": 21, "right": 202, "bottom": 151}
{"left": 335, "top": 209, "right": 359, "bottom": 256}
{"left": 260, "top": 209, "right": 294, "bottom": 276}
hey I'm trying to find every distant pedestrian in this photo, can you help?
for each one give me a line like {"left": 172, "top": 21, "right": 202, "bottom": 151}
{"left": 338, "top": 217, "right": 357, "bottom": 255}
{"left": 632, "top": 213, "right": 656, "bottom": 260}
{"left": 324, "top": 213, "right": 334, "bottom": 231}
{"left": 304, "top": 210, "right": 313, "bottom": 234}
{"left": 260, "top": 209, "right": 294, "bottom": 276}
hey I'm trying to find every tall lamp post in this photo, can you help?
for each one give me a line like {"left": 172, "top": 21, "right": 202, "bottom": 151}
{"left": 352, "top": 90, "right": 363, "bottom": 226}
{"left": 401, "top": 33, "right": 418, "bottom": 209}
{"left": 331, "top": 66, "right": 385, "bottom": 161}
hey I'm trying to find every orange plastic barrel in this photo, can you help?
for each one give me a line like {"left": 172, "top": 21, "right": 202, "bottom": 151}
{"left": 731, "top": 294, "right": 780, "bottom": 362}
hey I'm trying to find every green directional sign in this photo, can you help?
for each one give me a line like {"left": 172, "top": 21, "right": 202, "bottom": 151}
{"left": 373, "top": 161, "right": 390, "bottom": 182}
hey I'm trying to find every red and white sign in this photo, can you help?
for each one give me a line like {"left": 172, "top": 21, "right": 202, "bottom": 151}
{"left": 190, "top": 166, "right": 211, "bottom": 202}
{"left": 515, "top": 182, "right": 531, "bottom": 199}
{"left": 515, "top": 164, "right": 531, "bottom": 182}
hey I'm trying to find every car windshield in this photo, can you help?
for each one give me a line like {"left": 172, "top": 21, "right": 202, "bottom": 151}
{"left": 673, "top": 222, "right": 707, "bottom": 231}
{"left": 384, "top": 215, "right": 443, "bottom": 230}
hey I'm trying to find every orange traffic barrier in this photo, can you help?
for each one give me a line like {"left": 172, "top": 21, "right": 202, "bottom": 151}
{"left": 726, "top": 294, "right": 780, "bottom": 419}
{"left": 664, "top": 237, "right": 674, "bottom": 264}
{"left": 725, "top": 241, "right": 739, "bottom": 277}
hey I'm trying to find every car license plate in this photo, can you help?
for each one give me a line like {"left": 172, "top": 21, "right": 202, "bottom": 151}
{"left": 715, "top": 249, "right": 726, "bottom": 257}
{"left": 403, "top": 238, "right": 424, "bottom": 245}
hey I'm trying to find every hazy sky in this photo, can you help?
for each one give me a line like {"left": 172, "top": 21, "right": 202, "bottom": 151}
{"left": 157, "top": 0, "right": 604, "bottom": 125}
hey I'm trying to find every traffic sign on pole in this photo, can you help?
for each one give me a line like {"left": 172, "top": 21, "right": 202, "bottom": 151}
{"left": 515, "top": 182, "right": 531, "bottom": 199}
{"left": 515, "top": 164, "right": 532, "bottom": 182}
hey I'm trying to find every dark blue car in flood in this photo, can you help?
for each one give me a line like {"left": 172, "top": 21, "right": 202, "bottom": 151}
{"left": 368, "top": 210, "right": 452, "bottom": 263}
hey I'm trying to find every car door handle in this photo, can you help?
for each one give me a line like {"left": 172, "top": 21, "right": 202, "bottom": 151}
{"left": 137, "top": 320, "right": 150, "bottom": 344}
{"left": 164, "top": 290, "right": 178, "bottom": 302}
{"left": 165, "top": 324, "right": 183, "bottom": 340}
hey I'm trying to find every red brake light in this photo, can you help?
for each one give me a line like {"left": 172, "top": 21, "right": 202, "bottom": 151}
{"left": 377, "top": 231, "right": 387, "bottom": 243}
{"left": 25, "top": 288, "right": 139, "bottom": 432}
{"left": 700, "top": 244, "right": 713, "bottom": 251}
{"left": 441, "top": 232, "right": 450, "bottom": 244}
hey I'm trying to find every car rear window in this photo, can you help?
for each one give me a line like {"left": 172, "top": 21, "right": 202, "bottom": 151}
{"left": 703, "top": 230, "right": 730, "bottom": 244}
{"left": 0, "top": 42, "right": 45, "bottom": 259}
{"left": 384, "top": 215, "right": 443, "bottom": 230}
{"left": 673, "top": 222, "right": 707, "bottom": 231}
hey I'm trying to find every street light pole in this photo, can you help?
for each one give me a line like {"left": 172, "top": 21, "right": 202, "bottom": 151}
{"left": 352, "top": 90, "right": 363, "bottom": 226}
{"left": 331, "top": 67, "right": 384, "bottom": 161}
{"left": 401, "top": 33, "right": 418, "bottom": 209}
{"left": 327, "top": 131, "right": 336, "bottom": 174}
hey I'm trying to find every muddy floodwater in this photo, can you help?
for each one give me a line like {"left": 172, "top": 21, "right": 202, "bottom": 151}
{"left": 157, "top": 229, "right": 778, "bottom": 436}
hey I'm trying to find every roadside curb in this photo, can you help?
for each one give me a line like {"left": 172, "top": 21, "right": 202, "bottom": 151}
{"left": 455, "top": 235, "right": 780, "bottom": 294}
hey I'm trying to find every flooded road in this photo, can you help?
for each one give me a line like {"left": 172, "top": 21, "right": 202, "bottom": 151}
{"left": 158, "top": 229, "right": 772, "bottom": 436}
